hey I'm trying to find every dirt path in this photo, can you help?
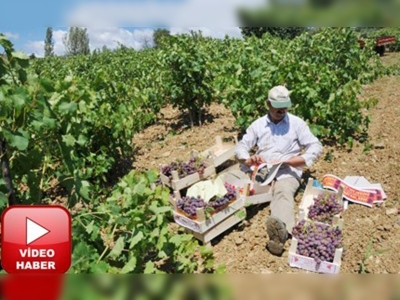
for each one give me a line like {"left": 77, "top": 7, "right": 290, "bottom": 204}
{"left": 132, "top": 52, "right": 400, "bottom": 274}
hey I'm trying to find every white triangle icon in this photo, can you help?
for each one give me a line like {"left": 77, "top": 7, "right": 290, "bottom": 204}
{"left": 26, "top": 218, "right": 50, "bottom": 245}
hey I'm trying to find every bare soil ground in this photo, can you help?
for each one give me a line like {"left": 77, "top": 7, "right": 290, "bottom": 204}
{"left": 132, "top": 52, "right": 400, "bottom": 274}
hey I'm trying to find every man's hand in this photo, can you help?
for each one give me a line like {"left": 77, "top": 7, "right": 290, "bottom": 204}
{"left": 283, "top": 156, "right": 306, "bottom": 167}
{"left": 244, "top": 155, "right": 265, "bottom": 167}
{"left": 265, "top": 159, "right": 282, "bottom": 165}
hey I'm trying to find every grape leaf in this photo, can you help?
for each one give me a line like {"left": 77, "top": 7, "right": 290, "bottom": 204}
{"left": 129, "top": 231, "right": 144, "bottom": 249}
{"left": 2, "top": 129, "right": 29, "bottom": 151}
{"left": 109, "top": 236, "right": 125, "bottom": 258}
{"left": 121, "top": 257, "right": 137, "bottom": 274}
{"left": 144, "top": 261, "right": 157, "bottom": 274}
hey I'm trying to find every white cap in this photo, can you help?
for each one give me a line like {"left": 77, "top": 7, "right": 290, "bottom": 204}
{"left": 268, "top": 85, "right": 292, "bottom": 108}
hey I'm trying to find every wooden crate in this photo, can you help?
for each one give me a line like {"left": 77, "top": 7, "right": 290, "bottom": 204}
{"left": 288, "top": 238, "right": 343, "bottom": 274}
{"left": 160, "top": 161, "right": 216, "bottom": 198}
{"left": 198, "top": 136, "right": 237, "bottom": 168}
{"left": 244, "top": 182, "right": 273, "bottom": 206}
{"left": 298, "top": 178, "right": 344, "bottom": 222}
{"left": 221, "top": 170, "right": 274, "bottom": 206}
{"left": 289, "top": 210, "right": 344, "bottom": 274}
{"left": 172, "top": 195, "right": 245, "bottom": 234}
{"left": 184, "top": 208, "right": 247, "bottom": 244}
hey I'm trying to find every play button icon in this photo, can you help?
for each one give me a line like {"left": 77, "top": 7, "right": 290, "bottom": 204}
{"left": 26, "top": 218, "right": 50, "bottom": 245}
{"left": 1, "top": 205, "right": 71, "bottom": 274}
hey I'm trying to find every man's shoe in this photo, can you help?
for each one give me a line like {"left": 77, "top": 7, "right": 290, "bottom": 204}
{"left": 266, "top": 216, "right": 288, "bottom": 256}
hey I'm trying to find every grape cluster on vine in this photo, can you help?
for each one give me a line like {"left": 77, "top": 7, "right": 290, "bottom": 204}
{"left": 176, "top": 183, "right": 237, "bottom": 219}
{"left": 307, "top": 192, "right": 343, "bottom": 224}
{"left": 292, "top": 220, "right": 342, "bottom": 265}
{"left": 161, "top": 156, "right": 207, "bottom": 181}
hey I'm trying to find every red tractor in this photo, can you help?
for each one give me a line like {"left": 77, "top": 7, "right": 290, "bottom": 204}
{"left": 358, "top": 36, "right": 396, "bottom": 56}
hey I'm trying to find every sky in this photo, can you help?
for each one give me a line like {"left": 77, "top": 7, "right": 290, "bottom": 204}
{"left": 0, "top": 0, "right": 265, "bottom": 57}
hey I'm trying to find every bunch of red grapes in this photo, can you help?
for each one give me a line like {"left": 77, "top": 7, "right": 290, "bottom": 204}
{"left": 176, "top": 183, "right": 236, "bottom": 219}
{"left": 307, "top": 192, "right": 344, "bottom": 224}
{"left": 161, "top": 156, "right": 207, "bottom": 180}
{"left": 292, "top": 219, "right": 342, "bottom": 265}
{"left": 176, "top": 196, "right": 205, "bottom": 218}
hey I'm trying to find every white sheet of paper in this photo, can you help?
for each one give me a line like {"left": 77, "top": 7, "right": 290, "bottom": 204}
{"left": 186, "top": 177, "right": 228, "bottom": 203}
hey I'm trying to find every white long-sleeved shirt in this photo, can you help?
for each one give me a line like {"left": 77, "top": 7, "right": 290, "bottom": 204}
{"left": 235, "top": 113, "right": 323, "bottom": 181}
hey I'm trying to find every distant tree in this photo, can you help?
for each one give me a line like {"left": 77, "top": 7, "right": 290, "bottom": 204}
{"left": 153, "top": 29, "right": 171, "bottom": 48}
{"left": 44, "top": 27, "right": 54, "bottom": 57}
{"left": 116, "top": 42, "right": 131, "bottom": 52}
{"left": 63, "top": 27, "right": 90, "bottom": 56}
{"left": 240, "top": 27, "right": 305, "bottom": 39}
{"left": 92, "top": 45, "right": 111, "bottom": 55}
{"left": 102, "top": 45, "right": 110, "bottom": 52}
{"left": 189, "top": 29, "right": 203, "bottom": 40}
{"left": 141, "top": 35, "right": 153, "bottom": 49}
{"left": 29, "top": 53, "right": 36, "bottom": 59}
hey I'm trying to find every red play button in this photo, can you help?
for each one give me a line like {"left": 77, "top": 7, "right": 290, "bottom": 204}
{"left": 1, "top": 205, "right": 71, "bottom": 274}
{"left": 26, "top": 218, "right": 50, "bottom": 245}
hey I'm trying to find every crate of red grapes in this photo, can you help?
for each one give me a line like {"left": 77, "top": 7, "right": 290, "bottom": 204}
{"left": 160, "top": 156, "right": 216, "bottom": 192}
{"left": 288, "top": 177, "right": 345, "bottom": 274}
{"left": 172, "top": 183, "right": 245, "bottom": 235}
{"left": 288, "top": 218, "right": 343, "bottom": 274}
{"left": 298, "top": 178, "right": 344, "bottom": 225}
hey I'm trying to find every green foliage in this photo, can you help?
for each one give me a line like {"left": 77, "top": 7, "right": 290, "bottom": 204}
{"left": 324, "top": 150, "right": 333, "bottom": 163}
{"left": 71, "top": 170, "right": 217, "bottom": 273}
{"left": 213, "top": 28, "right": 384, "bottom": 145}
{"left": 1, "top": 37, "right": 164, "bottom": 206}
{"left": 153, "top": 28, "right": 171, "bottom": 48}
{"left": 44, "top": 27, "right": 54, "bottom": 57}
{"left": 63, "top": 27, "right": 91, "bottom": 56}
{"left": 358, "top": 239, "right": 389, "bottom": 273}
{"left": 240, "top": 27, "right": 306, "bottom": 39}
{"left": 31, "top": 47, "right": 165, "bottom": 128}
{"left": 158, "top": 32, "right": 216, "bottom": 127}
{"left": 30, "top": 28, "right": 385, "bottom": 145}
{"left": 0, "top": 36, "right": 219, "bottom": 274}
